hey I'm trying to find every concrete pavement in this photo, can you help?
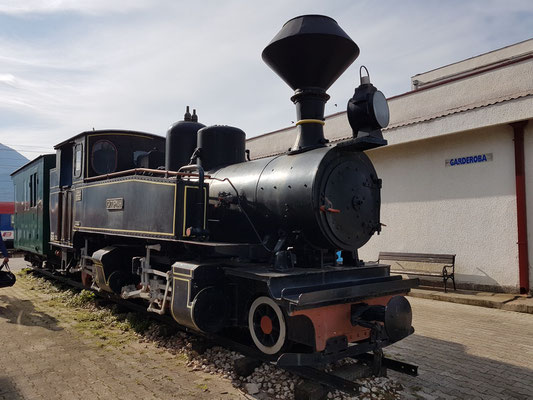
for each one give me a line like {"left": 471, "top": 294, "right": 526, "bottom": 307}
{"left": 409, "top": 287, "right": 533, "bottom": 314}
{"left": 389, "top": 296, "right": 533, "bottom": 400}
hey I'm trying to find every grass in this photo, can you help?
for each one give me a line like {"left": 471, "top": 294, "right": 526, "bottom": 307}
{"left": 16, "top": 271, "right": 155, "bottom": 348}
{"left": 195, "top": 383, "right": 209, "bottom": 391}
{"left": 16, "top": 268, "right": 32, "bottom": 276}
{"left": 67, "top": 289, "right": 96, "bottom": 307}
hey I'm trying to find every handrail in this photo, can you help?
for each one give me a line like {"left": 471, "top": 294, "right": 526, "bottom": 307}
{"left": 177, "top": 164, "right": 207, "bottom": 237}
{"left": 84, "top": 167, "right": 211, "bottom": 183}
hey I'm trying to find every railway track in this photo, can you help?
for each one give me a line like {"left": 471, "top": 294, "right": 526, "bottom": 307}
{"left": 28, "top": 267, "right": 417, "bottom": 398}
{"left": 7, "top": 249, "right": 24, "bottom": 258}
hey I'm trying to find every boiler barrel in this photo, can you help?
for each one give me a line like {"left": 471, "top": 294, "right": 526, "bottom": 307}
{"left": 207, "top": 146, "right": 381, "bottom": 251}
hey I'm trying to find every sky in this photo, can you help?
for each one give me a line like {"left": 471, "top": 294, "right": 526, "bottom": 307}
{"left": 0, "top": 0, "right": 532, "bottom": 161}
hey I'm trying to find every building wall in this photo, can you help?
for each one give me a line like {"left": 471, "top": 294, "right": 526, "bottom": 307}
{"left": 412, "top": 39, "right": 533, "bottom": 87}
{"left": 359, "top": 125, "right": 520, "bottom": 291}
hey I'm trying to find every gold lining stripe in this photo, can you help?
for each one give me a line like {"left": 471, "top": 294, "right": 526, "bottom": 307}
{"left": 173, "top": 277, "right": 193, "bottom": 309}
{"left": 172, "top": 182, "right": 177, "bottom": 236}
{"left": 76, "top": 177, "right": 176, "bottom": 236}
{"left": 173, "top": 271, "right": 192, "bottom": 277}
{"left": 169, "top": 276, "right": 194, "bottom": 325}
{"left": 81, "top": 178, "right": 175, "bottom": 189}
{"left": 170, "top": 283, "right": 177, "bottom": 320}
{"left": 182, "top": 186, "right": 207, "bottom": 236}
{"left": 88, "top": 133, "right": 155, "bottom": 140}
{"left": 93, "top": 262, "right": 111, "bottom": 285}
{"left": 75, "top": 226, "right": 174, "bottom": 236}
{"left": 85, "top": 135, "right": 88, "bottom": 179}
{"left": 295, "top": 119, "right": 325, "bottom": 126}
{"left": 78, "top": 178, "right": 177, "bottom": 236}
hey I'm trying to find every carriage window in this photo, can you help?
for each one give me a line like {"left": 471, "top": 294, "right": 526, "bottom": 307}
{"left": 29, "top": 175, "right": 33, "bottom": 207}
{"left": 29, "top": 172, "right": 37, "bottom": 207}
{"left": 74, "top": 144, "right": 83, "bottom": 178}
{"left": 91, "top": 140, "right": 117, "bottom": 175}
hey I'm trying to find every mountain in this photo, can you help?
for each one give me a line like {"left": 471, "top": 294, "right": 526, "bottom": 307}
{"left": 0, "top": 143, "right": 30, "bottom": 202}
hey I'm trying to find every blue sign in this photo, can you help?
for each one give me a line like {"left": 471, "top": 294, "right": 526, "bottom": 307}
{"left": 445, "top": 153, "right": 493, "bottom": 167}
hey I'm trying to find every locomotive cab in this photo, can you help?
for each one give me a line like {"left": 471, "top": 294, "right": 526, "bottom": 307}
{"left": 52, "top": 130, "right": 165, "bottom": 183}
{"left": 49, "top": 130, "right": 165, "bottom": 253}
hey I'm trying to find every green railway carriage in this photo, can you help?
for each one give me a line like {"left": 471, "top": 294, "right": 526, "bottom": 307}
{"left": 11, "top": 154, "right": 56, "bottom": 262}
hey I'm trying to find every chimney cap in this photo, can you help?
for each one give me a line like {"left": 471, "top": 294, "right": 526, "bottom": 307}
{"left": 262, "top": 14, "right": 359, "bottom": 91}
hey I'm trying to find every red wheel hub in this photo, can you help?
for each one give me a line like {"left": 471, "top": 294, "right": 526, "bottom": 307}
{"left": 260, "top": 316, "right": 273, "bottom": 335}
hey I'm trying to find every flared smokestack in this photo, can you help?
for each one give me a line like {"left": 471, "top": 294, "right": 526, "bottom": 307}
{"left": 262, "top": 15, "right": 359, "bottom": 152}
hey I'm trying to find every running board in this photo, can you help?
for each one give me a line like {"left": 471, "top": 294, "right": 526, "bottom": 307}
{"left": 282, "top": 278, "right": 419, "bottom": 307}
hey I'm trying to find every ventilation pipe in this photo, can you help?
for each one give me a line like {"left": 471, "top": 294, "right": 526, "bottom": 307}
{"left": 511, "top": 120, "right": 529, "bottom": 294}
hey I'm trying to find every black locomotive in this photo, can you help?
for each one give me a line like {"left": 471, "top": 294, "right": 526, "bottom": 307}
{"left": 12, "top": 15, "right": 417, "bottom": 366}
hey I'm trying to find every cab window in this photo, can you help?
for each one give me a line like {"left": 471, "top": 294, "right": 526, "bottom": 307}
{"left": 74, "top": 144, "right": 83, "bottom": 178}
{"left": 91, "top": 140, "right": 117, "bottom": 175}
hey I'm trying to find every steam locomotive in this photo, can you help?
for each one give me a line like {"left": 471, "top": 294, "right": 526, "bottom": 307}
{"left": 12, "top": 15, "right": 417, "bottom": 366}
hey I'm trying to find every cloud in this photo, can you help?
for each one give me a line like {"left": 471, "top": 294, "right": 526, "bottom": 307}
{"left": 0, "top": 0, "right": 153, "bottom": 15}
{"left": 0, "top": 0, "right": 532, "bottom": 160}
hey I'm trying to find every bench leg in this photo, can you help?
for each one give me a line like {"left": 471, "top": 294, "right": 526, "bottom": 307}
{"left": 452, "top": 274, "right": 456, "bottom": 291}
{"left": 443, "top": 276, "right": 447, "bottom": 293}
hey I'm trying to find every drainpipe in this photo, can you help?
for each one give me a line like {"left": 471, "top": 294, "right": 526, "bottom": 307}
{"left": 511, "top": 120, "right": 529, "bottom": 294}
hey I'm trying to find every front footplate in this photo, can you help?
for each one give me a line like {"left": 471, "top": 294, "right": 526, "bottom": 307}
{"left": 281, "top": 276, "right": 419, "bottom": 309}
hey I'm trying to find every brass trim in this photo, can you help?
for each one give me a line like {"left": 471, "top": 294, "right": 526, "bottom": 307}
{"left": 182, "top": 186, "right": 207, "bottom": 236}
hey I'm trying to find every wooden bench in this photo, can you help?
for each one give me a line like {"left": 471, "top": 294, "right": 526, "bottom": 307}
{"left": 378, "top": 252, "right": 456, "bottom": 292}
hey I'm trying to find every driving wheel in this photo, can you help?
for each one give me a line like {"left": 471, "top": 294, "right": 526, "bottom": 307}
{"left": 248, "top": 296, "right": 287, "bottom": 355}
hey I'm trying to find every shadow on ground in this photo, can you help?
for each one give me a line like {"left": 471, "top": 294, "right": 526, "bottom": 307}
{"left": 0, "top": 377, "right": 23, "bottom": 400}
{"left": 387, "top": 334, "right": 533, "bottom": 399}
{"left": 0, "top": 295, "right": 62, "bottom": 331}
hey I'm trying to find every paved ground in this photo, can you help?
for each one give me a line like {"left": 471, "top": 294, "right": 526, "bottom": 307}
{"left": 0, "top": 260, "right": 245, "bottom": 400}
{"left": 409, "top": 287, "right": 533, "bottom": 314}
{"left": 2, "top": 258, "right": 532, "bottom": 400}
{"left": 388, "top": 297, "right": 533, "bottom": 400}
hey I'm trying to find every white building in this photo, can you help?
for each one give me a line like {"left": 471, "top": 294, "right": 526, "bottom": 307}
{"left": 247, "top": 39, "right": 533, "bottom": 294}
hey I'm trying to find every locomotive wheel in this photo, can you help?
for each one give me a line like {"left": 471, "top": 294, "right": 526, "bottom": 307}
{"left": 191, "top": 287, "right": 228, "bottom": 333}
{"left": 248, "top": 296, "right": 286, "bottom": 355}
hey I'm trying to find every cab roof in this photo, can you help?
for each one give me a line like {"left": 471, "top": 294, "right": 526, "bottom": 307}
{"left": 53, "top": 129, "right": 164, "bottom": 149}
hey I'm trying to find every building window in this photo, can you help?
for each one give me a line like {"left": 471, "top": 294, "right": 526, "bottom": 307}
{"left": 91, "top": 140, "right": 117, "bottom": 175}
{"left": 74, "top": 144, "right": 83, "bottom": 178}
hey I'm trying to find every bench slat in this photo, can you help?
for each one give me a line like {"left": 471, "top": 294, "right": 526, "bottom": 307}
{"left": 379, "top": 251, "right": 456, "bottom": 292}
{"left": 390, "top": 270, "right": 444, "bottom": 277}
{"left": 379, "top": 252, "right": 455, "bottom": 264}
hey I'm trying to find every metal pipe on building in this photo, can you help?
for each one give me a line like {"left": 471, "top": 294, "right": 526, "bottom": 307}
{"left": 511, "top": 120, "right": 530, "bottom": 294}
